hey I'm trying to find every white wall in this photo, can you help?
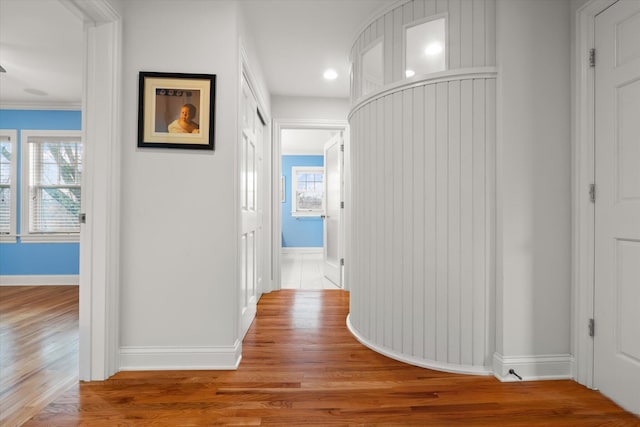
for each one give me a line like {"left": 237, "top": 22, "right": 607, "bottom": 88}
{"left": 495, "top": 0, "right": 572, "bottom": 372}
{"left": 271, "top": 96, "right": 349, "bottom": 121}
{"left": 119, "top": 0, "right": 242, "bottom": 368}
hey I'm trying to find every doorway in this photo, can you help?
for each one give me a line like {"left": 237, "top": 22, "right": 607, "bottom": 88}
{"left": 272, "top": 120, "right": 348, "bottom": 291}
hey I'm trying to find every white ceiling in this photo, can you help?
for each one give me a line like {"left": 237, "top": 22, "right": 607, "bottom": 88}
{"left": 0, "top": 0, "right": 396, "bottom": 108}
{"left": 0, "top": 0, "right": 84, "bottom": 108}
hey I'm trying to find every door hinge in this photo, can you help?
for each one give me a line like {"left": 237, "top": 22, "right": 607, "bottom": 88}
{"left": 340, "top": 258, "right": 345, "bottom": 266}
{"left": 340, "top": 201, "right": 344, "bottom": 208}
{"left": 79, "top": 213, "right": 87, "bottom": 224}
{"left": 589, "top": 48, "right": 596, "bottom": 67}
{"left": 589, "top": 184, "right": 596, "bottom": 203}
{"left": 589, "top": 318, "right": 595, "bottom": 337}
{"left": 340, "top": 144, "right": 344, "bottom": 152}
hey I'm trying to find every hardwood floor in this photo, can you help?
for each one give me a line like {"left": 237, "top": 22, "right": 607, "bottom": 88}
{"left": 0, "top": 286, "right": 79, "bottom": 427}
{"left": 5, "top": 288, "right": 638, "bottom": 426}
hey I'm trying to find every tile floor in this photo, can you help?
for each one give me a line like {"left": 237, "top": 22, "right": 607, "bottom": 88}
{"left": 280, "top": 250, "right": 341, "bottom": 290}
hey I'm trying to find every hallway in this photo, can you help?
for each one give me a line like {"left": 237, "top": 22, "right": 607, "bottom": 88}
{"left": 280, "top": 251, "right": 341, "bottom": 290}
{"left": 22, "top": 289, "right": 638, "bottom": 426}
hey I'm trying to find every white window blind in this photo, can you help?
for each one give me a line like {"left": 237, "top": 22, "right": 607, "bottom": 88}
{"left": 25, "top": 133, "right": 82, "bottom": 235}
{"left": 0, "top": 133, "right": 14, "bottom": 235}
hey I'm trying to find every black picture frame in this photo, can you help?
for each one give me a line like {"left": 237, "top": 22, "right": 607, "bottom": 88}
{"left": 137, "top": 71, "right": 216, "bottom": 150}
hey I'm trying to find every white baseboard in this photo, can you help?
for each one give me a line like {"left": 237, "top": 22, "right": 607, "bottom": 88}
{"left": 0, "top": 275, "right": 79, "bottom": 286}
{"left": 493, "top": 352, "right": 574, "bottom": 382}
{"left": 281, "top": 247, "right": 322, "bottom": 254}
{"left": 120, "top": 341, "right": 242, "bottom": 371}
{"left": 347, "top": 314, "right": 493, "bottom": 376}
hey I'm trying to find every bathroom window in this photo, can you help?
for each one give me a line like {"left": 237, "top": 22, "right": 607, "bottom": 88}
{"left": 361, "top": 38, "right": 383, "bottom": 96}
{"left": 405, "top": 17, "right": 446, "bottom": 78}
{"left": 291, "top": 166, "right": 323, "bottom": 217}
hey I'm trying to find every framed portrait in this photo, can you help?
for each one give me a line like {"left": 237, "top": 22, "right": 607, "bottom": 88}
{"left": 138, "top": 71, "right": 216, "bottom": 150}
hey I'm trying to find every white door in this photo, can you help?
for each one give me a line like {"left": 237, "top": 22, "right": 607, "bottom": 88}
{"left": 323, "top": 133, "right": 343, "bottom": 287}
{"left": 240, "top": 75, "right": 263, "bottom": 337}
{"left": 594, "top": 0, "right": 640, "bottom": 414}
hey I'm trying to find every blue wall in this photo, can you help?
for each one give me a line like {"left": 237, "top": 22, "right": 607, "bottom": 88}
{"left": 282, "top": 155, "right": 323, "bottom": 247}
{"left": 0, "top": 109, "right": 82, "bottom": 275}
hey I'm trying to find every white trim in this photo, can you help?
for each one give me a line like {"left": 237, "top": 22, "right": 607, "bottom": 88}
{"left": 0, "top": 102, "right": 82, "bottom": 111}
{"left": 572, "top": 0, "right": 618, "bottom": 390}
{"left": 493, "top": 352, "right": 574, "bottom": 382}
{"left": 18, "top": 234, "right": 80, "bottom": 243}
{"left": 120, "top": 342, "right": 242, "bottom": 371}
{"left": 0, "top": 275, "right": 79, "bottom": 286}
{"left": 69, "top": 0, "right": 122, "bottom": 381}
{"left": 281, "top": 247, "right": 323, "bottom": 254}
{"left": 272, "top": 119, "right": 349, "bottom": 293}
{"left": 347, "top": 315, "right": 493, "bottom": 376}
{"left": 350, "top": 67, "right": 498, "bottom": 118}
{"left": 0, "top": 130, "right": 18, "bottom": 239}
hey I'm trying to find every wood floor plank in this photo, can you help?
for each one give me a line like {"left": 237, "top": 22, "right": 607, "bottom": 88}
{"left": 0, "top": 286, "right": 78, "bottom": 427}
{"left": 5, "top": 288, "right": 639, "bottom": 426}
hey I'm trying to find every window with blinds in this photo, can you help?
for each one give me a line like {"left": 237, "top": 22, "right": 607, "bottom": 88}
{"left": 0, "top": 130, "right": 17, "bottom": 239}
{"left": 22, "top": 131, "right": 82, "bottom": 239}
{"left": 291, "top": 166, "right": 324, "bottom": 217}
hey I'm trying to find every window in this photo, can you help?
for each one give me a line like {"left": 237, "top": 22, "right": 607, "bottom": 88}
{"left": 21, "top": 130, "right": 82, "bottom": 241}
{"left": 0, "top": 130, "right": 18, "bottom": 242}
{"left": 405, "top": 16, "right": 446, "bottom": 78}
{"left": 361, "top": 38, "right": 383, "bottom": 96}
{"left": 291, "top": 166, "right": 323, "bottom": 216}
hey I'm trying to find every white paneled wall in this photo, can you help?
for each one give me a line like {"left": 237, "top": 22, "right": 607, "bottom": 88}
{"left": 351, "top": 0, "right": 496, "bottom": 102}
{"left": 348, "top": 0, "right": 496, "bottom": 374}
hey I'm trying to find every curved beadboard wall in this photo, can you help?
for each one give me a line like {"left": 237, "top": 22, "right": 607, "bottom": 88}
{"left": 350, "top": 0, "right": 496, "bottom": 102}
{"left": 347, "top": 0, "right": 496, "bottom": 375}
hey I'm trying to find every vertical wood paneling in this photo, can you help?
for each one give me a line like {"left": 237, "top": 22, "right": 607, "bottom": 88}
{"left": 383, "top": 94, "right": 394, "bottom": 348}
{"left": 376, "top": 98, "right": 386, "bottom": 345}
{"left": 392, "top": 7, "right": 404, "bottom": 82}
{"left": 460, "top": 0, "right": 474, "bottom": 68}
{"left": 392, "top": 91, "right": 403, "bottom": 351}
{"left": 413, "top": 85, "right": 425, "bottom": 358}
{"left": 414, "top": 0, "right": 426, "bottom": 20}
{"left": 425, "top": 0, "right": 437, "bottom": 16}
{"left": 472, "top": 79, "right": 487, "bottom": 366}
{"left": 485, "top": 0, "right": 496, "bottom": 67}
{"left": 448, "top": 79, "right": 461, "bottom": 364}
{"left": 484, "top": 78, "right": 496, "bottom": 365}
{"left": 435, "top": 81, "right": 449, "bottom": 362}
{"left": 424, "top": 83, "right": 438, "bottom": 361}
{"left": 448, "top": 0, "right": 461, "bottom": 70}
{"left": 460, "top": 79, "right": 474, "bottom": 366}
{"left": 402, "top": 89, "right": 414, "bottom": 354}
{"left": 362, "top": 103, "right": 371, "bottom": 338}
{"left": 349, "top": 0, "right": 497, "bottom": 373}
{"left": 473, "top": 0, "right": 486, "bottom": 67}
{"left": 436, "top": 0, "right": 449, "bottom": 15}
{"left": 350, "top": 0, "right": 496, "bottom": 95}
{"left": 384, "top": 12, "right": 394, "bottom": 85}
{"left": 403, "top": 1, "right": 414, "bottom": 25}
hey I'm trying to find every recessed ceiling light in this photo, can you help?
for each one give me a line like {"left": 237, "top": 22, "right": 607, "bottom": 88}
{"left": 425, "top": 42, "right": 443, "bottom": 56}
{"left": 405, "top": 69, "right": 415, "bottom": 78}
{"left": 323, "top": 69, "right": 338, "bottom": 80}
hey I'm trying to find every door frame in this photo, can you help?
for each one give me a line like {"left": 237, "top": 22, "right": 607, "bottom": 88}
{"left": 271, "top": 119, "right": 349, "bottom": 292}
{"left": 572, "top": 0, "right": 618, "bottom": 389}
{"left": 61, "top": 0, "right": 122, "bottom": 381}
